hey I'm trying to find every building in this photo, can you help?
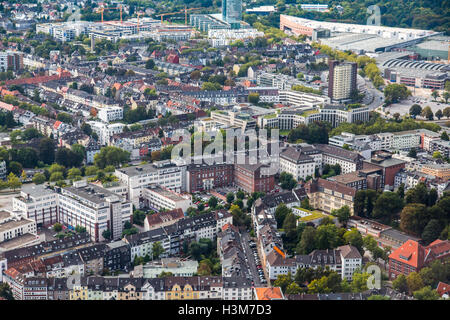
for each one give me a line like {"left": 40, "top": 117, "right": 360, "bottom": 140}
{"left": 186, "top": 162, "right": 234, "bottom": 193}
{"left": 234, "top": 163, "right": 275, "bottom": 193}
{"left": 0, "top": 211, "right": 38, "bottom": 253}
{"left": 144, "top": 208, "right": 185, "bottom": 232}
{"left": 58, "top": 180, "right": 132, "bottom": 242}
{"left": 114, "top": 160, "right": 185, "bottom": 207}
{"left": 421, "top": 164, "right": 450, "bottom": 180}
{"left": 347, "top": 216, "right": 421, "bottom": 249}
{"left": 388, "top": 239, "right": 450, "bottom": 279}
{"left": 0, "top": 51, "right": 24, "bottom": 72}
{"left": 87, "top": 121, "right": 125, "bottom": 146}
{"left": 253, "top": 287, "right": 285, "bottom": 300}
{"left": 300, "top": 4, "right": 329, "bottom": 12}
{"left": 133, "top": 258, "right": 198, "bottom": 278}
{"left": 337, "top": 245, "right": 363, "bottom": 281}
{"left": 364, "top": 151, "right": 406, "bottom": 190}
{"left": 305, "top": 178, "right": 356, "bottom": 215}
{"left": 12, "top": 185, "right": 59, "bottom": 227}
{"left": 279, "top": 146, "right": 316, "bottom": 181}
{"left": 97, "top": 106, "right": 123, "bottom": 123}
{"left": 142, "top": 186, "right": 192, "bottom": 213}
{"left": 328, "top": 60, "right": 357, "bottom": 103}
{"left": 315, "top": 144, "right": 364, "bottom": 174}
{"left": 222, "top": 0, "right": 242, "bottom": 23}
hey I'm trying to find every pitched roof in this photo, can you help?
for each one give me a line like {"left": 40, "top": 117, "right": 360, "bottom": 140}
{"left": 388, "top": 240, "right": 425, "bottom": 269}
{"left": 436, "top": 282, "right": 450, "bottom": 297}
{"left": 337, "top": 245, "right": 362, "bottom": 259}
{"left": 254, "top": 287, "right": 284, "bottom": 300}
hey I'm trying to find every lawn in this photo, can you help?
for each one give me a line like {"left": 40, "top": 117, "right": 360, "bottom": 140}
{"left": 294, "top": 207, "right": 327, "bottom": 222}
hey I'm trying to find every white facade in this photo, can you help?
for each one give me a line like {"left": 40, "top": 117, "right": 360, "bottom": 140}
{"left": 143, "top": 187, "right": 192, "bottom": 213}
{"left": 98, "top": 106, "right": 123, "bottom": 123}
{"left": 88, "top": 121, "right": 125, "bottom": 145}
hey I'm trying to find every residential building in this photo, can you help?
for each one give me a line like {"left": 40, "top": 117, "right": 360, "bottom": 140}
{"left": 305, "top": 178, "right": 356, "bottom": 214}
{"left": 279, "top": 146, "right": 316, "bottom": 181}
{"left": 97, "top": 106, "right": 123, "bottom": 123}
{"left": 144, "top": 208, "right": 185, "bottom": 232}
{"left": 234, "top": 163, "right": 275, "bottom": 193}
{"left": 328, "top": 60, "right": 357, "bottom": 102}
{"left": 133, "top": 258, "right": 199, "bottom": 278}
{"left": 186, "top": 162, "right": 234, "bottom": 193}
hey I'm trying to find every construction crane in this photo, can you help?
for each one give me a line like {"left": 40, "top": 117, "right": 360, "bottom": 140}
{"left": 95, "top": 5, "right": 123, "bottom": 24}
{"left": 156, "top": 6, "right": 204, "bottom": 24}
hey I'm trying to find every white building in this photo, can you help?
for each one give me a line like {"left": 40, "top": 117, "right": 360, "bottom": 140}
{"left": 337, "top": 245, "right": 363, "bottom": 281}
{"left": 279, "top": 146, "right": 316, "bottom": 181}
{"left": 12, "top": 185, "right": 58, "bottom": 227}
{"left": 143, "top": 186, "right": 192, "bottom": 213}
{"left": 114, "top": 160, "right": 185, "bottom": 207}
{"left": 98, "top": 106, "right": 123, "bottom": 123}
{"left": 207, "top": 28, "right": 265, "bottom": 47}
{"left": 58, "top": 180, "right": 132, "bottom": 242}
{"left": 87, "top": 121, "right": 125, "bottom": 145}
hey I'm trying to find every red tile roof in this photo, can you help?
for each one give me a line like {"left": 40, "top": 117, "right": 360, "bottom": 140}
{"left": 389, "top": 240, "right": 425, "bottom": 268}
{"left": 436, "top": 282, "right": 450, "bottom": 297}
{"left": 254, "top": 287, "right": 284, "bottom": 300}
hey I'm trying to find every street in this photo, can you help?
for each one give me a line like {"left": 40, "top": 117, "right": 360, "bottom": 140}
{"left": 241, "top": 230, "right": 266, "bottom": 287}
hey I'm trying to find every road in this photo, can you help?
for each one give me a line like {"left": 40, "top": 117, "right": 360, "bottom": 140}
{"left": 364, "top": 78, "right": 385, "bottom": 111}
{"left": 241, "top": 231, "right": 265, "bottom": 287}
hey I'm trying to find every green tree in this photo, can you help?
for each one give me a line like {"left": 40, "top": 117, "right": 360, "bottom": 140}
{"left": 275, "top": 203, "right": 291, "bottom": 228}
{"left": 344, "top": 229, "right": 364, "bottom": 255}
{"left": 441, "top": 131, "right": 449, "bottom": 141}
{"left": 384, "top": 83, "right": 410, "bottom": 104}
{"left": 350, "top": 272, "right": 370, "bottom": 293}
{"left": 0, "top": 283, "right": 14, "bottom": 300}
{"left": 413, "top": 286, "right": 440, "bottom": 300}
{"left": 400, "top": 203, "right": 428, "bottom": 236}
{"left": 53, "top": 223, "right": 62, "bottom": 232}
{"left": 406, "top": 272, "right": 424, "bottom": 293}
{"left": 297, "top": 226, "right": 317, "bottom": 254}
{"left": 332, "top": 205, "right": 351, "bottom": 225}
{"left": 32, "top": 172, "right": 46, "bottom": 184}
{"left": 431, "top": 90, "right": 440, "bottom": 102}
{"left": 152, "top": 241, "right": 164, "bottom": 260}
{"left": 409, "top": 104, "right": 422, "bottom": 118}
{"left": 248, "top": 93, "right": 260, "bottom": 104}
{"left": 7, "top": 172, "right": 21, "bottom": 190}
{"left": 392, "top": 274, "right": 408, "bottom": 293}
{"left": 367, "top": 295, "right": 390, "bottom": 300}
{"left": 94, "top": 146, "right": 130, "bottom": 169}
{"left": 273, "top": 273, "right": 293, "bottom": 293}
{"left": 421, "top": 106, "right": 434, "bottom": 120}
{"left": 372, "top": 192, "right": 403, "bottom": 223}
{"left": 208, "top": 196, "right": 218, "bottom": 209}
{"left": 49, "top": 171, "right": 64, "bottom": 182}
{"left": 226, "top": 192, "right": 235, "bottom": 204}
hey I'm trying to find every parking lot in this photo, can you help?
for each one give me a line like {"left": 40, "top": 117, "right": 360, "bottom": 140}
{"left": 386, "top": 96, "right": 450, "bottom": 117}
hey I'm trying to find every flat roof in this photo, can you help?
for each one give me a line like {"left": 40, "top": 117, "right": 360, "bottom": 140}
{"left": 0, "top": 218, "right": 34, "bottom": 233}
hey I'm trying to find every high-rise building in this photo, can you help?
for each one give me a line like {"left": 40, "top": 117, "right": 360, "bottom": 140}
{"left": 0, "top": 51, "right": 24, "bottom": 72}
{"left": 328, "top": 60, "right": 357, "bottom": 102}
{"left": 222, "top": 0, "right": 242, "bottom": 23}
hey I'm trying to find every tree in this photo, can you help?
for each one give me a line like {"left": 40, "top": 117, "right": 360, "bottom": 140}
{"left": 431, "top": 90, "right": 440, "bottom": 102}
{"left": 421, "top": 219, "right": 443, "bottom": 244}
{"left": 208, "top": 196, "right": 218, "bottom": 209}
{"left": 400, "top": 203, "right": 428, "bottom": 236}
{"left": 441, "top": 131, "right": 449, "bottom": 141}
{"left": 49, "top": 171, "right": 64, "bottom": 182}
{"left": 435, "top": 109, "right": 443, "bottom": 120}
{"left": 332, "top": 205, "right": 351, "bottom": 225}
{"left": 367, "top": 295, "right": 390, "bottom": 300}
{"left": 384, "top": 83, "right": 410, "bottom": 104}
{"left": 285, "top": 282, "right": 302, "bottom": 294}
{"left": 308, "top": 276, "right": 331, "bottom": 294}
{"left": 102, "top": 229, "right": 111, "bottom": 240}
{"left": 279, "top": 172, "right": 297, "bottom": 190}
{"left": 413, "top": 286, "right": 440, "bottom": 300}
{"left": 53, "top": 223, "right": 62, "bottom": 232}
{"left": 67, "top": 168, "right": 82, "bottom": 180}
{"left": 57, "top": 112, "right": 72, "bottom": 124}
{"left": 7, "top": 172, "right": 21, "bottom": 191}
{"left": 273, "top": 273, "right": 293, "bottom": 293}
{"left": 397, "top": 183, "right": 405, "bottom": 199}
{"left": 32, "top": 172, "right": 46, "bottom": 184}
{"left": 275, "top": 203, "right": 291, "bottom": 228}
{"left": 350, "top": 272, "right": 370, "bottom": 293}
{"left": 296, "top": 226, "right": 316, "bottom": 254}
{"left": 226, "top": 192, "right": 235, "bottom": 204}
{"left": 405, "top": 182, "right": 428, "bottom": 205}
{"left": 0, "top": 283, "right": 14, "bottom": 300}
{"left": 443, "top": 91, "right": 450, "bottom": 104}
{"left": 409, "top": 104, "right": 422, "bottom": 118}
{"left": 145, "top": 59, "right": 155, "bottom": 69}
{"left": 392, "top": 274, "right": 408, "bottom": 293}
{"left": 94, "top": 146, "right": 130, "bottom": 169}
{"left": 8, "top": 161, "right": 22, "bottom": 176}
{"left": 407, "top": 148, "right": 417, "bottom": 158}
{"left": 372, "top": 192, "right": 403, "bottom": 223}
{"left": 316, "top": 223, "right": 339, "bottom": 250}
{"left": 406, "top": 272, "right": 424, "bottom": 293}
{"left": 38, "top": 138, "right": 55, "bottom": 165}
{"left": 248, "top": 93, "right": 260, "bottom": 104}
{"left": 152, "top": 241, "right": 164, "bottom": 260}
{"left": 344, "top": 229, "right": 364, "bottom": 255}
{"left": 75, "top": 225, "right": 86, "bottom": 233}
{"left": 421, "top": 106, "right": 434, "bottom": 120}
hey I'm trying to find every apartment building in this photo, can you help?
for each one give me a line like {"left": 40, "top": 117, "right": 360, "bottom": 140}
{"left": 364, "top": 151, "right": 406, "bottom": 190}
{"left": 97, "top": 106, "right": 123, "bottom": 123}
{"left": 142, "top": 186, "right": 192, "bottom": 213}
{"left": 421, "top": 163, "right": 450, "bottom": 180}
{"left": 87, "top": 121, "right": 125, "bottom": 146}
{"left": 12, "top": 185, "right": 59, "bottom": 227}
{"left": 328, "top": 60, "right": 357, "bottom": 102}
{"left": 144, "top": 208, "right": 185, "bottom": 232}
{"left": 58, "top": 180, "right": 132, "bottom": 242}
{"left": 305, "top": 178, "right": 356, "bottom": 214}
{"left": 0, "top": 51, "right": 24, "bottom": 72}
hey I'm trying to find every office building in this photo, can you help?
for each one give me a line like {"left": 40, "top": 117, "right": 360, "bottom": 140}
{"left": 328, "top": 60, "right": 357, "bottom": 102}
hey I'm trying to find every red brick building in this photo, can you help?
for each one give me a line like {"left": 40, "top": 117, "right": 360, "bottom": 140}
{"left": 234, "top": 163, "right": 275, "bottom": 193}
{"left": 388, "top": 239, "right": 450, "bottom": 280}
{"left": 364, "top": 152, "right": 406, "bottom": 190}
{"left": 187, "top": 163, "right": 234, "bottom": 193}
